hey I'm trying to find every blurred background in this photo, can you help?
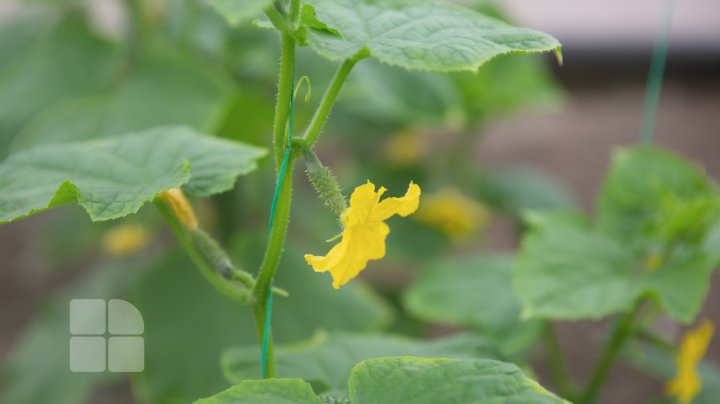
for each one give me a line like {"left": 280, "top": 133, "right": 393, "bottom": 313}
{"left": 0, "top": 0, "right": 718, "bottom": 403}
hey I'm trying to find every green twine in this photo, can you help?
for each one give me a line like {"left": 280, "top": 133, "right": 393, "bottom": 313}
{"left": 639, "top": 0, "right": 675, "bottom": 144}
{"left": 261, "top": 71, "right": 296, "bottom": 378}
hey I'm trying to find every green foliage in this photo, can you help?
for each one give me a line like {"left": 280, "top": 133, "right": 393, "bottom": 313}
{"left": 516, "top": 147, "right": 720, "bottom": 322}
{"left": 222, "top": 332, "right": 494, "bottom": 392}
{"left": 403, "top": 255, "right": 543, "bottom": 358}
{"left": 348, "top": 357, "right": 565, "bottom": 403}
{"left": 132, "top": 245, "right": 392, "bottom": 402}
{"left": 208, "top": 0, "right": 272, "bottom": 26}
{"left": 0, "top": 262, "right": 141, "bottom": 404}
{"left": 12, "top": 51, "right": 235, "bottom": 151}
{"left": 0, "top": 14, "right": 119, "bottom": 150}
{"left": 0, "top": 127, "right": 266, "bottom": 223}
{"left": 305, "top": 0, "right": 561, "bottom": 72}
{"left": 195, "top": 379, "right": 321, "bottom": 404}
{"left": 477, "top": 167, "right": 577, "bottom": 215}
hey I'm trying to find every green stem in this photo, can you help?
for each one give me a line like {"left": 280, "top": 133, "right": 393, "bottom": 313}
{"left": 303, "top": 58, "right": 359, "bottom": 148}
{"left": 634, "top": 328, "right": 676, "bottom": 355}
{"left": 252, "top": 171, "right": 293, "bottom": 378}
{"left": 154, "top": 199, "right": 251, "bottom": 304}
{"left": 289, "top": 0, "right": 301, "bottom": 29}
{"left": 270, "top": 33, "right": 296, "bottom": 166}
{"left": 251, "top": 29, "right": 298, "bottom": 378}
{"left": 543, "top": 323, "right": 578, "bottom": 400}
{"left": 580, "top": 304, "right": 642, "bottom": 404}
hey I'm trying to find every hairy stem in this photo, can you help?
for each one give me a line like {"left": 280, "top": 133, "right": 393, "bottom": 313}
{"left": 580, "top": 304, "right": 641, "bottom": 404}
{"left": 251, "top": 28, "right": 298, "bottom": 377}
{"left": 303, "top": 58, "right": 359, "bottom": 148}
{"left": 271, "top": 31, "right": 296, "bottom": 166}
{"left": 155, "top": 199, "right": 251, "bottom": 304}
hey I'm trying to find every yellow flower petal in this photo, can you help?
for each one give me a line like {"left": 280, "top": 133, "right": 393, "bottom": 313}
{"left": 159, "top": 188, "right": 198, "bottom": 230}
{"left": 666, "top": 320, "right": 715, "bottom": 404}
{"left": 370, "top": 182, "right": 421, "bottom": 222}
{"left": 305, "top": 181, "right": 420, "bottom": 289}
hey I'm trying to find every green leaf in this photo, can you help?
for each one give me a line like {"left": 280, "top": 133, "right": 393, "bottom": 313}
{"left": 306, "top": 0, "right": 561, "bottom": 72}
{"left": 294, "top": 3, "right": 343, "bottom": 46}
{"left": 208, "top": 0, "right": 271, "bottom": 27}
{"left": 222, "top": 332, "right": 493, "bottom": 392}
{"left": 477, "top": 166, "right": 577, "bottom": 215}
{"left": 403, "top": 255, "right": 543, "bottom": 358}
{"left": 348, "top": 357, "right": 564, "bottom": 403}
{"left": 0, "top": 126, "right": 266, "bottom": 223}
{"left": 516, "top": 217, "right": 639, "bottom": 320}
{"left": 195, "top": 379, "right": 321, "bottom": 404}
{"left": 515, "top": 213, "right": 712, "bottom": 322}
{"left": 11, "top": 51, "right": 235, "bottom": 151}
{"left": 0, "top": 14, "right": 119, "bottom": 149}
{"left": 598, "top": 146, "right": 718, "bottom": 244}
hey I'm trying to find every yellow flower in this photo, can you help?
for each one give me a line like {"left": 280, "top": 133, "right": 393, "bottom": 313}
{"left": 414, "top": 188, "right": 488, "bottom": 239}
{"left": 666, "top": 320, "right": 715, "bottom": 404}
{"left": 159, "top": 188, "right": 198, "bottom": 231}
{"left": 304, "top": 181, "right": 421, "bottom": 289}
{"left": 102, "top": 223, "right": 149, "bottom": 256}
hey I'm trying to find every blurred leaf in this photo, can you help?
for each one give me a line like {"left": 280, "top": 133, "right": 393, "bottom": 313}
{"left": 348, "top": 357, "right": 564, "bottom": 403}
{"left": 0, "top": 262, "right": 141, "bottom": 404}
{"left": 222, "top": 332, "right": 494, "bottom": 392}
{"left": 515, "top": 213, "right": 712, "bottom": 322}
{"left": 403, "top": 255, "right": 542, "bottom": 358}
{"left": 452, "top": 54, "right": 563, "bottom": 125}
{"left": 195, "top": 379, "right": 321, "bottom": 404}
{"left": 516, "top": 147, "right": 720, "bottom": 322}
{"left": 598, "top": 147, "right": 718, "bottom": 247}
{"left": 12, "top": 51, "right": 235, "bottom": 150}
{"left": 0, "top": 126, "right": 266, "bottom": 223}
{"left": 0, "top": 9, "right": 57, "bottom": 75}
{"left": 340, "top": 61, "right": 462, "bottom": 127}
{"left": 476, "top": 166, "right": 577, "bottom": 215}
{"left": 208, "top": 0, "right": 271, "bottom": 27}
{"left": 306, "top": 0, "right": 560, "bottom": 72}
{"left": 0, "top": 14, "right": 119, "bottom": 150}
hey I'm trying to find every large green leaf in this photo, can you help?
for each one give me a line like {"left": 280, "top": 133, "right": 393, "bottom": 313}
{"left": 195, "top": 379, "right": 321, "bottom": 404}
{"left": 348, "top": 357, "right": 564, "bottom": 403}
{"left": 208, "top": 0, "right": 272, "bottom": 26}
{"left": 516, "top": 147, "right": 720, "bottom": 322}
{"left": 306, "top": 0, "right": 560, "bottom": 72}
{"left": 222, "top": 332, "right": 493, "bottom": 392}
{"left": 12, "top": 52, "right": 234, "bottom": 151}
{"left": 0, "top": 126, "right": 266, "bottom": 223}
{"left": 515, "top": 213, "right": 712, "bottom": 322}
{"left": 403, "top": 255, "right": 543, "bottom": 357}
